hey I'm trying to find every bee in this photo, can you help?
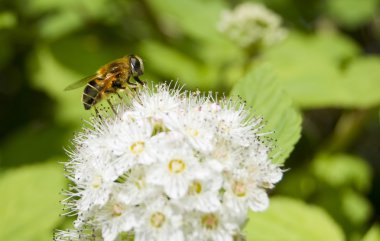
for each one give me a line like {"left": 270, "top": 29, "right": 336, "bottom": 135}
{"left": 65, "top": 54, "right": 145, "bottom": 110}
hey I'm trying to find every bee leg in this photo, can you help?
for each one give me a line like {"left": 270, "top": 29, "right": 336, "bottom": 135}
{"left": 115, "top": 91, "right": 124, "bottom": 101}
{"left": 112, "top": 80, "right": 125, "bottom": 89}
{"left": 82, "top": 101, "right": 93, "bottom": 110}
{"left": 133, "top": 76, "right": 145, "bottom": 86}
{"left": 107, "top": 99, "right": 117, "bottom": 115}
{"left": 94, "top": 106, "right": 101, "bottom": 118}
{"left": 105, "top": 87, "right": 117, "bottom": 93}
{"left": 126, "top": 77, "right": 138, "bottom": 87}
{"left": 129, "top": 83, "right": 144, "bottom": 104}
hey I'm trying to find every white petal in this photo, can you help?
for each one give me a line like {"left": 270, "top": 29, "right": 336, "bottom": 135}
{"left": 165, "top": 176, "right": 188, "bottom": 199}
{"left": 249, "top": 189, "right": 269, "bottom": 211}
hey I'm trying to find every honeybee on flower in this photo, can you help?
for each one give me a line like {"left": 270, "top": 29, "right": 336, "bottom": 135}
{"left": 55, "top": 83, "right": 283, "bottom": 241}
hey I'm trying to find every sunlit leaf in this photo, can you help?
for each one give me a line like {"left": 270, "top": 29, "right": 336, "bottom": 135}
{"left": 262, "top": 32, "right": 348, "bottom": 108}
{"left": 21, "top": 0, "right": 109, "bottom": 18}
{"left": 139, "top": 40, "right": 219, "bottom": 89}
{"left": 275, "top": 168, "right": 317, "bottom": 199}
{"left": 145, "top": 0, "right": 226, "bottom": 41}
{"left": 231, "top": 64, "right": 302, "bottom": 163}
{"left": 311, "top": 153, "right": 372, "bottom": 191}
{"left": 49, "top": 35, "right": 128, "bottom": 75}
{"left": 309, "top": 154, "right": 372, "bottom": 231}
{"left": 0, "top": 162, "right": 65, "bottom": 241}
{"left": 342, "top": 57, "right": 380, "bottom": 108}
{"left": 325, "top": 0, "right": 379, "bottom": 28}
{"left": 29, "top": 45, "right": 92, "bottom": 123}
{"left": 245, "top": 197, "right": 345, "bottom": 241}
{"left": 362, "top": 224, "right": 380, "bottom": 241}
{"left": 20, "top": 0, "right": 121, "bottom": 40}
{"left": 38, "top": 11, "right": 82, "bottom": 40}
{"left": 139, "top": 0, "right": 246, "bottom": 91}
{"left": 341, "top": 189, "right": 373, "bottom": 226}
{"left": 0, "top": 11, "right": 17, "bottom": 29}
{"left": 263, "top": 31, "right": 380, "bottom": 108}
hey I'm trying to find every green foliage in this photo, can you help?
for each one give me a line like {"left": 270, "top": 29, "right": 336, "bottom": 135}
{"left": 142, "top": 0, "right": 243, "bottom": 90}
{"left": 1, "top": 0, "right": 379, "bottom": 240}
{"left": 325, "top": 0, "right": 379, "bottom": 29}
{"left": 245, "top": 196, "right": 345, "bottom": 241}
{"left": 342, "top": 57, "right": 380, "bottom": 107}
{"left": 0, "top": 124, "right": 68, "bottom": 167}
{"left": 140, "top": 40, "right": 214, "bottom": 89}
{"left": 277, "top": 153, "right": 374, "bottom": 238}
{"left": 311, "top": 153, "right": 372, "bottom": 191}
{"left": 362, "top": 224, "right": 380, "bottom": 241}
{"left": 21, "top": 0, "right": 109, "bottom": 18}
{"left": 341, "top": 189, "right": 373, "bottom": 227}
{"left": 231, "top": 64, "right": 302, "bottom": 163}
{"left": 0, "top": 11, "right": 17, "bottom": 29}
{"left": 145, "top": 0, "right": 226, "bottom": 41}
{"left": 29, "top": 45, "right": 91, "bottom": 123}
{"left": 263, "top": 31, "right": 380, "bottom": 108}
{"left": 0, "top": 162, "right": 65, "bottom": 241}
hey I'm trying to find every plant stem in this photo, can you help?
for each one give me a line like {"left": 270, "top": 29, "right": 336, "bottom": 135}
{"left": 324, "top": 109, "right": 371, "bottom": 153}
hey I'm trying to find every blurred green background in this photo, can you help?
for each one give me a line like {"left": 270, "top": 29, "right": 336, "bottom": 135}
{"left": 0, "top": 0, "right": 379, "bottom": 240}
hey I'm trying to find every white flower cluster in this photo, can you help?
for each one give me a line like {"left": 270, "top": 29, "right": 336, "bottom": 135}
{"left": 218, "top": 2, "right": 287, "bottom": 49}
{"left": 55, "top": 84, "right": 282, "bottom": 241}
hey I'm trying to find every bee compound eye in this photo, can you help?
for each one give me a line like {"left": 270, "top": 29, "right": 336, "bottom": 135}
{"left": 132, "top": 57, "right": 140, "bottom": 69}
{"left": 131, "top": 58, "right": 143, "bottom": 75}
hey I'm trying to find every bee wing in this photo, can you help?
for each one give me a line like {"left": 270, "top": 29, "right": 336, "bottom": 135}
{"left": 64, "top": 75, "right": 97, "bottom": 91}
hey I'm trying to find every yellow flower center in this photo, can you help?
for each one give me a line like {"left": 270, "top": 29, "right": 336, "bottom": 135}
{"left": 201, "top": 213, "right": 219, "bottom": 230}
{"left": 150, "top": 212, "right": 166, "bottom": 228}
{"left": 134, "top": 175, "right": 145, "bottom": 190}
{"left": 130, "top": 141, "right": 145, "bottom": 155}
{"left": 112, "top": 203, "right": 125, "bottom": 217}
{"left": 232, "top": 180, "right": 246, "bottom": 197}
{"left": 188, "top": 181, "right": 202, "bottom": 195}
{"left": 168, "top": 159, "right": 186, "bottom": 174}
{"left": 186, "top": 128, "right": 199, "bottom": 137}
{"left": 218, "top": 122, "right": 230, "bottom": 132}
{"left": 212, "top": 145, "right": 229, "bottom": 160}
{"left": 91, "top": 175, "right": 102, "bottom": 189}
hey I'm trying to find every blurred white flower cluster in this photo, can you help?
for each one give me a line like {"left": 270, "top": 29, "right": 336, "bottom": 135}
{"left": 218, "top": 2, "right": 287, "bottom": 50}
{"left": 55, "top": 84, "right": 282, "bottom": 241}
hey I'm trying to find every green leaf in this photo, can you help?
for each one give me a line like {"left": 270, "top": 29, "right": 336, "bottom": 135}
{"left": 262, "top": 32, "right": 348, "bottom": 108}
{"left": 362, "top": 224, "right": 380, "bottom": 241}
{"left": 0, "top": 11, "right": 17, "bottom": 29}
{"left": 0, "top": 124, "right": 69, "bottom": 167}
{"left": 230, "top": 64, "right": 302, "bottom": 164}
{"left": 139, "top": 40, "right": 219, "bottom": 89}
{"left": 341, "top": 189, "right": 372, "bottom": 226}
{"left": 263, "top": 31, "right": 380, "bottom": 108}
{"left": 313, "top": 188, "right": 372, "bottom": 235}
{"left": 325, "top": 0, "right": 379, "bottom": 28}
{"left": 140, "top": 0, "right": 244, "bottom": 90}
{"left": 275, "top": 168, "right": 317, "bottom": 199}
{"left": 342, "top": 57, "right": 380, "bottom": 108}
{"left": 245, "top": 197, "right": 345, "bottom": 241}
{"left": 21, "top": 0, "right": 110, "bottom": 18}
{"left": 0, "top": 162, "right": 65, "bottom": 241}
{"left": 38, "top": 11, "right": 82, "bottom": 40}
{"left": 145, "top": 0, "right": 226, "bottom": 41}
{"left": 311, "top": 153, "right": 372, "bottom": 191}
{"left": 29, "top": 44, "right": 94, "bottom": 123}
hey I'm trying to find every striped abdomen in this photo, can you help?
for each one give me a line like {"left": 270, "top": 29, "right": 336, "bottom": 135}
{"left": 82, "top": 80, "right": 103, "bottom": 110}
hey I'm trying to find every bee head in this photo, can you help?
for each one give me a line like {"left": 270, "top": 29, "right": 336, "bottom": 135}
{"left": 129, "top": 55, "right": 144, "bottom": 77}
